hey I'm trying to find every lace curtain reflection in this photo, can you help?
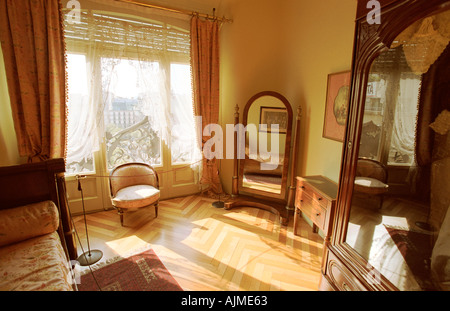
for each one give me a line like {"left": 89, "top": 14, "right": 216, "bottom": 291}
{"left": 390, "top": 76, "right": 420, "bottom": 164}
{"left": 392, "top": 10, "right": 450, "bottom": 75}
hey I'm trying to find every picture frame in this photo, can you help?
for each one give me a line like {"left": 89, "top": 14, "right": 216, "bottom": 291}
{"left": 323, "top": 71, "right": 351, "bottom": 142}
{"left": 259, "top": 106, "right": 288, "bottom": 134}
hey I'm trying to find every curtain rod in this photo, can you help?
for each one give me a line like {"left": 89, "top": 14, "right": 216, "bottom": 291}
{"left": 114, "top": 0, "right": 233, "bottom": 23}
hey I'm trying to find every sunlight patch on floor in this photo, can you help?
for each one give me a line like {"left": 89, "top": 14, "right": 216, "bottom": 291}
{"left": 105, "top": 235, "right": 151, "bottom": 257}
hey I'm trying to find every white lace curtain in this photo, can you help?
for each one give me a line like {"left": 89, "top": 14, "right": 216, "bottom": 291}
{"left": 390, "top": 75, "right": 421, "bottom": 164}
{"left": 63, "top": 0, "right": 201, "bottom": 172}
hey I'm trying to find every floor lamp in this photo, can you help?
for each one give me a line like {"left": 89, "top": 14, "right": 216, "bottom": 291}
{"left": 76, "top": 175, "right": 103, "bottom": 266}
{"left": 211, "top": 159, "right": 224, "bottom": 208}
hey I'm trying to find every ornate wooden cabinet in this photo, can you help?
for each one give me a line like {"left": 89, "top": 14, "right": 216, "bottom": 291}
{"left": 321, "top": 0, "right": 450, "bottom": 291}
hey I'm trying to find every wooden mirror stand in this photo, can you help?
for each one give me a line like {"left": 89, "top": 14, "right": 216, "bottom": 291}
{"left": 224, "top": 91, "right": 302, "bottom": 225}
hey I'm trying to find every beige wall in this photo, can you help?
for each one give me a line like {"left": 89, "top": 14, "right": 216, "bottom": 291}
{"left": 218, "top": 0, "right": 357, "bottom": 193}
{"left": 0, "top": 44, "right": 24, "bottom": 166}
{"left": 0, "top": 0, "right": 357, "bottom": 184}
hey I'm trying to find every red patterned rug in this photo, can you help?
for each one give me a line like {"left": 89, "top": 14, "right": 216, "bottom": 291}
{"left": 384, "top": 226, "right": 436, "bottom": 290}
{"left": 77, "top": 249, "right": 183, "bottom": 291}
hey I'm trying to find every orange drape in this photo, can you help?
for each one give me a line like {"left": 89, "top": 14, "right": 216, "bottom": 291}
{"left": 190, "top": 16, "right": 223, "bottom": 195}
{"left": 0, "top": 0, "right": 66, "bottom": 163}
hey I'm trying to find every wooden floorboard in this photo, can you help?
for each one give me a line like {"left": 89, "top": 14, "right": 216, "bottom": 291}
{"left": 72, "top": 194, "right": 324, "bottom": 291}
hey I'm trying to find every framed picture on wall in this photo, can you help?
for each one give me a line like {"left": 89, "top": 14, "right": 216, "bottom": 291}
{"left": 259, "top": 107, "right": 288, "bottom": 134}
{"left": 323, "top": 71, "right": 351, "bottom": 142}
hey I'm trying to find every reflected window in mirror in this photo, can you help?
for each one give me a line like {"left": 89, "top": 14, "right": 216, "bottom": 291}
{"left": 361, "top": 63, "right": 421, "bottom": 166}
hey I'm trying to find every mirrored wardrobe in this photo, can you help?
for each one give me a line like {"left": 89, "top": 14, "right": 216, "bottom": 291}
{"left": 321, "top": 0, "right": 450, "bottom": 291}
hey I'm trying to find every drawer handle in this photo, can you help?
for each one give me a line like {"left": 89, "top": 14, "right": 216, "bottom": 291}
{"left": 318, "top": 197, "right": 323, "bottom": 201}
{"left": 316, "top": 212, "right": 321, "bottom": 217}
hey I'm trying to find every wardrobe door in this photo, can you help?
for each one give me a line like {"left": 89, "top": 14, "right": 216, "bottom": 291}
{"left": 322, "top": 0, "right": 450, "bottom": 291}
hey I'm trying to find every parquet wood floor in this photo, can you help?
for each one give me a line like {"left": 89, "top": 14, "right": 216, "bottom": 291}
{"left": 72, "top": 195, "right": 324, "bottom": 291}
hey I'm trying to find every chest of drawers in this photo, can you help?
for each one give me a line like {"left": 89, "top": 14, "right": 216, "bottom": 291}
{"left": 293, "top": 176, "right": 338, "bottom": 242}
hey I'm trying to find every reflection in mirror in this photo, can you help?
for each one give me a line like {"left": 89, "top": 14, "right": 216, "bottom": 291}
{"left": 242, "top": 96, "right": 287, "bottom": 195}
{"left": 346, "top": 9, "right": 450, "bottom": 291}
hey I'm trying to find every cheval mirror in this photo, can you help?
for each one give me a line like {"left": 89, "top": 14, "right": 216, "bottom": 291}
{"left": 225, "top": 91, "right": 301, "bottom": 225}
{"left": 321, "top": 0, "right": 450, "bottom": 291}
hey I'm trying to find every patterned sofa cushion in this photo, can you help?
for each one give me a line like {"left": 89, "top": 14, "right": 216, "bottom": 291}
{"left": 0, "top": 232, "right": 73, "bottom": 291}
{"left": 0, "top": 201, "right": 59, "bottom": 247}
{"left": 0, "top": 201, "right": 74, "bottom": 291}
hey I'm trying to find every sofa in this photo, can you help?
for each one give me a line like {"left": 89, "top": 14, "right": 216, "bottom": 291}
{"left": 0, "top": 201, "right": 74, "bottom": 290}
{"left": 0, "top": 159, "right": 77, "bottom": 291}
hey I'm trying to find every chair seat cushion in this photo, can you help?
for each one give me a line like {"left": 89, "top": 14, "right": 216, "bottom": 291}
{"left": 112, "top": 185, "right": 160, "bottom": 209}
{"left": 354, "top": 177, "right": 389, "bottom": 194}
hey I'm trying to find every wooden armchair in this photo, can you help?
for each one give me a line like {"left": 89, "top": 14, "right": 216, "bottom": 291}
{"left": 109, "top": 162, "right": 160, "bottom": 226}
{"left": 353, "top": 158, "right": 389, "bottom": 209}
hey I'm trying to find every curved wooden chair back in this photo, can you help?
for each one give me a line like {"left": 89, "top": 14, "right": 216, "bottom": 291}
{"left": 110, "top": 162, "right": 159, "bottom": 196}
{"left": 356, "top": 158, "right": 388, "bottom": 183}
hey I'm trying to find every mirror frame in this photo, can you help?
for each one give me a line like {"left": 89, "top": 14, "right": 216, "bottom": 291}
{"left": 328, "top": 0, "right": 450, "bottom": 291}
{"left": 238, "top": 91, "right": 293, "bottom": 200}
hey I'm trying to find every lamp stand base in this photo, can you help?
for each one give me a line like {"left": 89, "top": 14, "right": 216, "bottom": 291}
{"left": 212, "top": 201, "right": 224, "bottom": 208}
{"left": 77, "top": 250, "right": 103, "bottom": 266}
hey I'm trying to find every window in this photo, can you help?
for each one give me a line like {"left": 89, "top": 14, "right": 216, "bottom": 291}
{"left": 66, "top": 53, "right": 94, "bottom": 174}
{"left": 64, "top": 9, "right": 197, "bottom": 175}
{"left": 360, "top": 52, "right": 421, "bottom": 166}
{"left": 170, "top": 63, "right": 196, "bottom": 164}
{"left": 103, "top": 58, "right": 163, "bottom": 169}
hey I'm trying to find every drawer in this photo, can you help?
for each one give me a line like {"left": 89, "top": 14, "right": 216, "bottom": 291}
{"left": 294, "top": 176, "right": 337, "bottom": 237}
{"left": 296, "top": 180, "right": 330, "bottom": 209}
{"left": 326, "top": 250, "right": 367, "bottom": 291}
{"left": 296, "top": 191, "right": 327, "bottom": 232}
